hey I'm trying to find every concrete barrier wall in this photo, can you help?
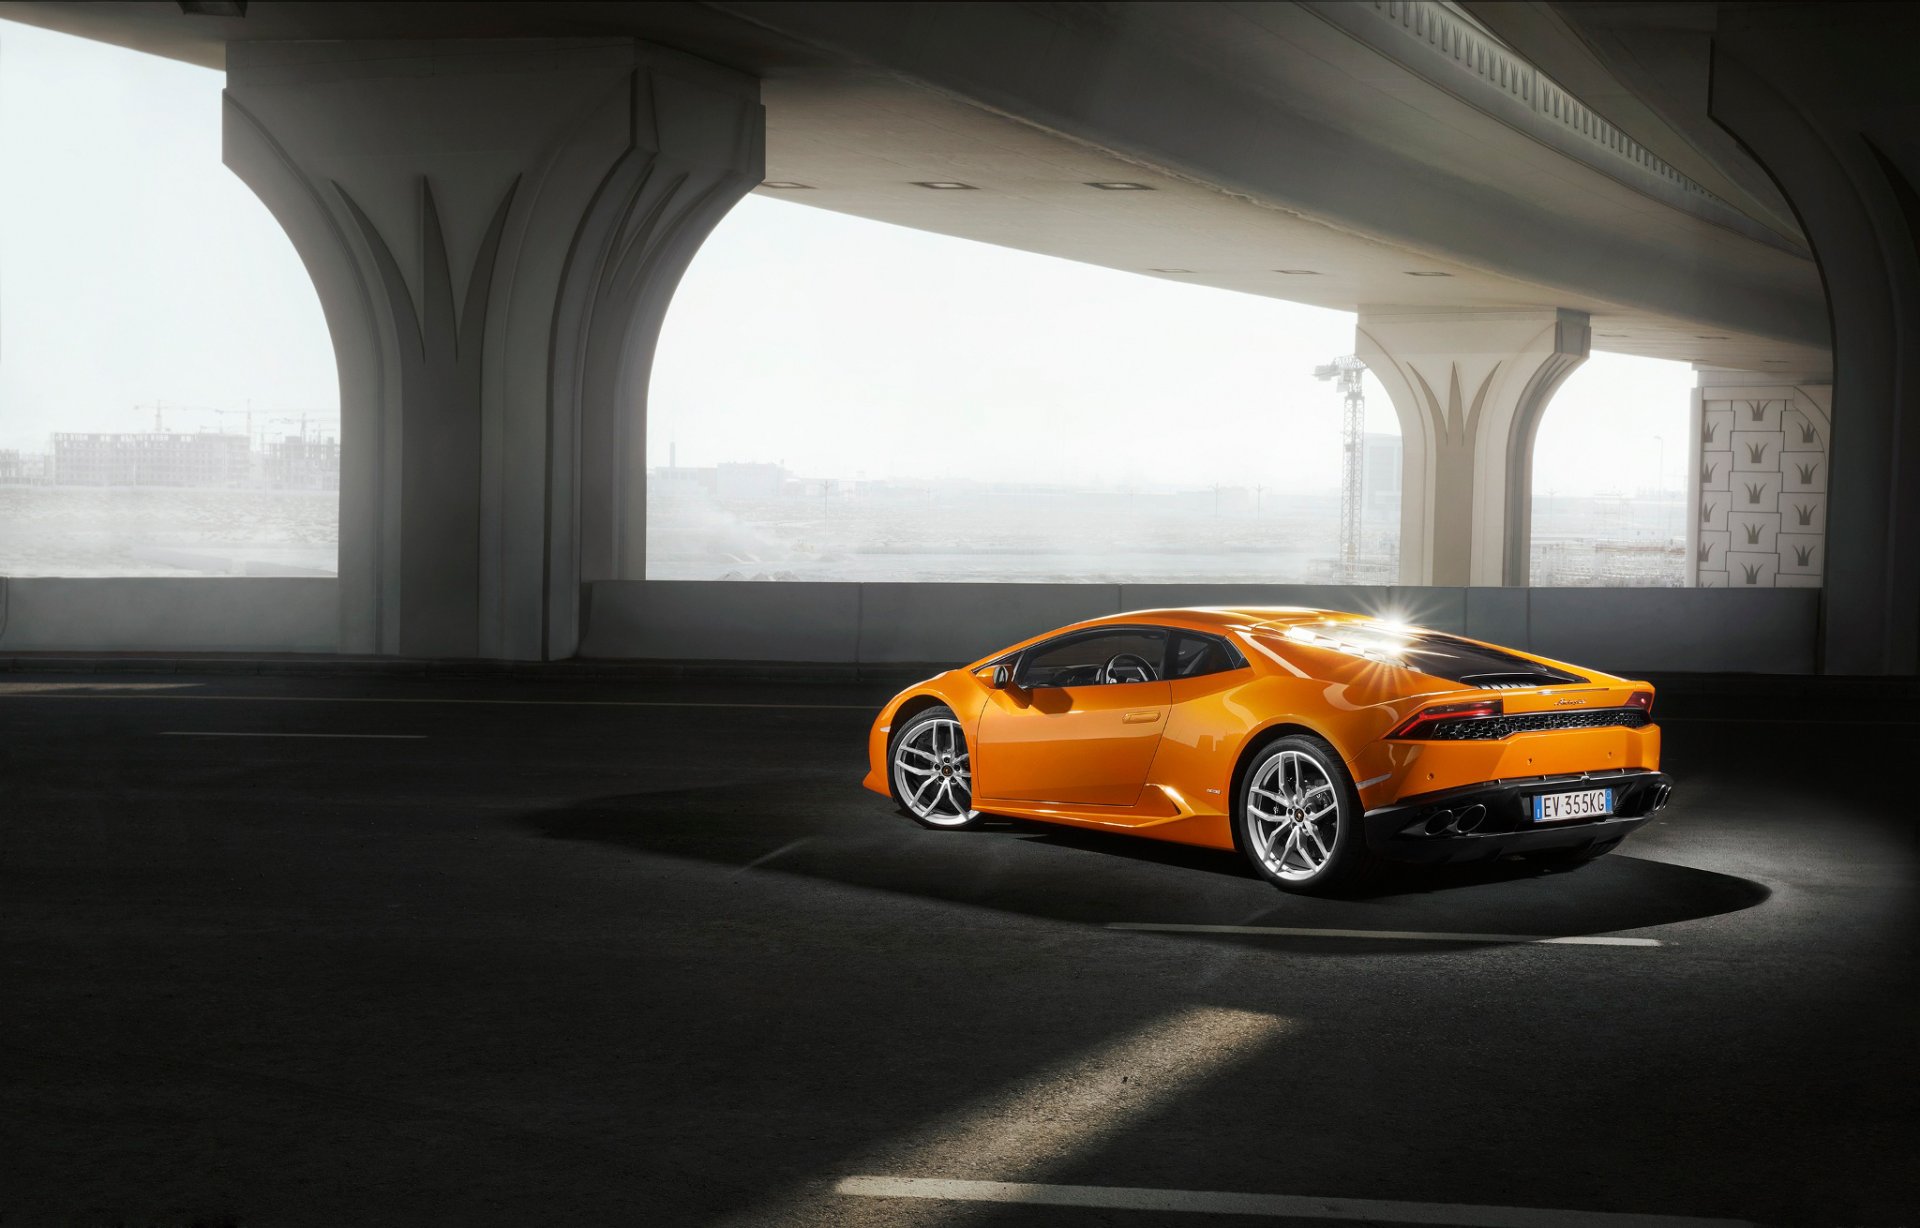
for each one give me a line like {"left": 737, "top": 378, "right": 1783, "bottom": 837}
{"left": 0, "top": 576, "right": 1820, "bottom": 673}
{"left": 581, "top": 581, "right": 1821, "bottom": 675}
{"left": 0, "top": 578, "right": 338, "bottom": 653}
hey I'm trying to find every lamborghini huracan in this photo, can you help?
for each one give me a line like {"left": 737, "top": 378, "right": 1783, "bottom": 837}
{"left": 862, "top": 608, "right": 1672, "bottom": 892}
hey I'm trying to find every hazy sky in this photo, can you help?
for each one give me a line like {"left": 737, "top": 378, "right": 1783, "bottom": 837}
{"left": 0, "top": 21, "right": 338, "bottom": 450}
{"left": 2, "top": 17, "right": 1692, "bottom": 496}
{"left": 658, "top": 196, "right": 1694, "bottom": 494}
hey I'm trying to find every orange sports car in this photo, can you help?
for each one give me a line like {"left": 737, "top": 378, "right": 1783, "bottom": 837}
{"left": 862, "top": 607, "right": 1671, "bottom": 892}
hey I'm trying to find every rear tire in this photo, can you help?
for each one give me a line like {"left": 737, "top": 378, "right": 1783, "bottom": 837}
{"left": 1237, "top": 735, "right": 1378, "bottom": 894}
{"left": 890, "top": 706, "right": 983, "bottom": 830}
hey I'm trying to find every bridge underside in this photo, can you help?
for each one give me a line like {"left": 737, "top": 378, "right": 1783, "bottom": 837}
{"left": 0, "top": 2, "right": 1911, "bottom": 673}
{"left": 2, "top": 12, "right": 1915, "bottom": 1228}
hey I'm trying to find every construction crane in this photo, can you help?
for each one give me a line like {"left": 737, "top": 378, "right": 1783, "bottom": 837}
{"left": 130, "top": 402, "right": 255, "bottom": 439}
{"left": 1313, "top": 354, "right": 1368, "bottom": 581}
{"left": 205, "top": 408, "right": 253, "bottom": 442}
{"left": 265, "top": 414, "right": 337, "bottom": 443}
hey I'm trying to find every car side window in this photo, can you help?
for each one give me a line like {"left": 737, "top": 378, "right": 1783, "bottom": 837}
{"left": 1017, "top": 629, "right": 1168, "bottom": 688}
{"left": 1170, "top": 631, "right": 1246, "bottom": 679}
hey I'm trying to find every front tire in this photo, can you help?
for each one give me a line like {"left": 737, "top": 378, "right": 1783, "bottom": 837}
{"left": 1238, "top": 735, "right": 1377, "bottom": 893}
{"left": 890, "top": 706, "right": 983, "bottom": 829}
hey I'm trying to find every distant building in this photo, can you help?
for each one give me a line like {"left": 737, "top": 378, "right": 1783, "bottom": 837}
{"left": 1362, "top": 432, "right": 1402, "bottom": 516}
{"left": 53, "top": 432, "right": 250, "bottom": 488}
{"left": 266, "top": 433, "right": 340, "bottom": 491}
{"left": 654, "top": 464, "right": 718, "bottom": 497}
{"left": 715, "top": 462, "right": 786, "bottom": 501}
{"left": 0, "top": 450, "right": 42, "bottom": 485}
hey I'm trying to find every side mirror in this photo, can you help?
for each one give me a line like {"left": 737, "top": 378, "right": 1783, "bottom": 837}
{"left": 983, "top": 664, "right": 1013, "bottom": 689}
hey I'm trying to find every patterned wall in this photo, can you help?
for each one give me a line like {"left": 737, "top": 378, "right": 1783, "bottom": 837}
{"left": 1691, "top": 383, "right": 1831, "bottom": 588}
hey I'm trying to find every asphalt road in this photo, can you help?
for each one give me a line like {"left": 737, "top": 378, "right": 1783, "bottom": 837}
{"left": 0, "top": 673, "right": 1913, "bottom": 1227}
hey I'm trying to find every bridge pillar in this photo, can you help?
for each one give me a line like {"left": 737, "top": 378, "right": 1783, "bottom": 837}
{"left": 1711, "top": 5, "right": 1920, "bottom": 673}
{"left": 1356, "top": 308, "right": 1590, "bottom": 587}
{"left": 1687, "top": 368, "right": 1832, "bottom": 590}
{"left": 224, "top": 40, "right": 762, "bottom": 659}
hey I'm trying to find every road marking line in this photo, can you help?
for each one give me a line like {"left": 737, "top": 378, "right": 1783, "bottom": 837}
{"left": 715, "top": 1007, "right": 1288, "bottom": 1227}
{"left": 834, "top": 1176, "right": 1754, "bottom": 1227}
{"left": 159, "top": 731, "right": 428, "bottom": 740}
{"left": 1106, "top": 922, "right": 1661, "bottom": 946}
{"left": 0, "top": 694, "right": 874, "bottom": 710}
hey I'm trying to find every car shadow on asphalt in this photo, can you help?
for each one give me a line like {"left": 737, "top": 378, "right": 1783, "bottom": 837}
{"left": 522, "top": 784, "right": 1770, "bottom": 952}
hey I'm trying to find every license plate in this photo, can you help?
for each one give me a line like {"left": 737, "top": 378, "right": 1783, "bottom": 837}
{"left": 1532, "top": 788, "right": 1613, "bottom": 823}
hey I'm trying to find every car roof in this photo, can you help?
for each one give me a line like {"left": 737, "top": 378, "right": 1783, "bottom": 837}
{"left": 1086, "top": 606, "right": 1373, "bottom": 632}
{"left": 974, "top": 606, "right": 1621, "bottom": 686}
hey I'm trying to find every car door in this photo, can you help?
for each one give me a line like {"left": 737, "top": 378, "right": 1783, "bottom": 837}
{"left": 975, "top": 627, "right": 1172, "bottom": 807}
{"left": 1146, "top": 629, "right": 1259, "bottom": 808}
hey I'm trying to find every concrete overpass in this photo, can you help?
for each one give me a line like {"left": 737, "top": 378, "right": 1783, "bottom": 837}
{"left": 0, "top": 1, "right": 1910, "bottom": 672}
{"left": 4, "top": 11, "right": 1917, "bottom": 1221}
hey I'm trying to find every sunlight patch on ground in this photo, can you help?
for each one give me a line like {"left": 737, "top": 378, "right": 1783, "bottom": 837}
{"left": 721, "top": 1005, "right": 1289, "bottom": 1225}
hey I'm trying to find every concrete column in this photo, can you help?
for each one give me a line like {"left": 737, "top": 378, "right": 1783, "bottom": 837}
{"left": 223, "top": 40, "right": 762, "bottom": 659}
{"left": 1688, "top": 369, "right": 1832, "bottom": 590}
{"left": 1711, "top": 5, "right": 1920, "bottom": 673}
{"left": 1356, "top": 308, "right": 1589, "bottom": 587}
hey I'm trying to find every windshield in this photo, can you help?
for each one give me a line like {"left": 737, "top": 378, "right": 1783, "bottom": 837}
{"left": 1278, "top": 621, "right": 1586, "bottom": 687}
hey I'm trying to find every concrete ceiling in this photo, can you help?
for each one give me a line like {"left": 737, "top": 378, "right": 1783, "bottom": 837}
{"left": 1461, "top": 2, "right": 1803, "bottom": 240}
{"left": 0, "top": 1, "right": 1831, "bottom": 375}
{"left": 750, "top": 63, "right": 1821, "bottom": 372}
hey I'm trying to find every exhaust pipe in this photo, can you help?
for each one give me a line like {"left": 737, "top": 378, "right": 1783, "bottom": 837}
{"left": 1422, "top": 809, "right": 1456, "bottom": 837}
{"left": 1650, "top": 783, "right": 1673, "bottom": 812}
{"left": 1455, "top": 803, "right": 1488, "bottom": 834}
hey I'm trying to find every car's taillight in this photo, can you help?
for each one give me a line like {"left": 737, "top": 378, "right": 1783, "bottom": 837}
{"left": 1387, "top": 698, "right": 1503, "bottom": 739}
{"left": 1626, "top": 691, "right": 1654, "bottom": 714}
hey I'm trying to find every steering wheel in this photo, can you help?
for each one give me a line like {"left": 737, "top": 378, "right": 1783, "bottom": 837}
{"left": 1103, "top": 652, "right": 1157, "bottom": 684}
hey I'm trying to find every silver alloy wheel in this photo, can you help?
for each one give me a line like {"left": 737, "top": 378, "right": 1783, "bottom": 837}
{"left": 1246, "top": 749, "right": 1340, "bottom": 881}
{"left": 893, "top": 716, "right": 976, "bottom": 827}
